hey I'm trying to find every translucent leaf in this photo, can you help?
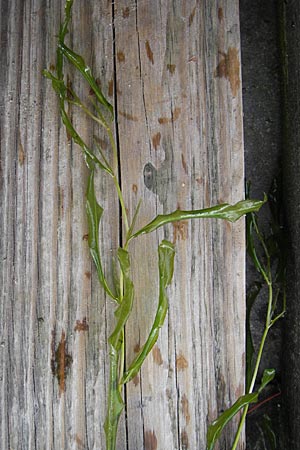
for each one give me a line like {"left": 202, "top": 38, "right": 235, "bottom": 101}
{"left": 108, "top": 248, "right": 134, "bottom": 351}
{"left": 131, "top": 198, "right": 266, "bottom": 239}
{"left": 59, "top": 42, "right": 113, "bottom": 116}
{"left": 206, "top": 393, "right": 258, "bottom": 450}
{"left": 258, "top": 368, "right": 275, "bottom": 394}
{"left": 86, "top": 170, "right": 116, "bottom": 300}
{"left": 121, "top": 240, "right": 175, "bottom": 384}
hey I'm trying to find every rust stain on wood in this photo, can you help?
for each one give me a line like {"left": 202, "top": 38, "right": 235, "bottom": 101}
{"left": 181, "top": 430, "right": 189, "bottom": 449}
{"left": 134, "top": 342, "right": 141, "bottom": 353}
{"left": 145, "top": 40, "right": 154, "bottom": 64}
{"left": 132, "top": 184, "right": 138, "bottom": 194}
{"left": 181, "top": 394, "right": 191, "bottom": 424}
{"left": 158, "top": 107, "right": 181, "bottom": 124}
{"left": 84, "top": 271, "right": 91, "bottom": 280}
{"left": 94, "top": 135, "right": 108, "bottom": 150}
{"left": 74, "top": 317, "right": 89, "bottom": 332}
{"left": 189, "top": 6, "right": 197, "bottom": 27}
{"left": 181, "top": 153, "right": 188, "bottom": 174}
{"left": 75, "top": 434, "right": 85, "bottom": 449}
{"left": 172, "top": 220, "right": 188, "bottom": 243}
{"left": 152, "top": 346, "right": 163, "bottom": 365}
{"left": 18, "top": 139, "right": 25, "bottom": 165}
{"left": 51, "top": 330, "right": 72, "bottom": 396}
{"left": 215, "top": 48, "right": 240, "bottom": 97}
{"left": 144, "top": 430, "right": 158, "bottom": 450}
{"left": 117, "top": 51, "right": 125, "bottom": 63}
{"left": 119, "top": 111, "right": 139, "bottom": 122}
{"left": 108, "top": 79, "right": 114, "bottom": 97}
{"left": 152, "top": 132, "right": 161, "bottom": 150}
{"left": 82, "top": 233, "right": 89, "bottom": 241}
{"left": 218, "top": 7, "right": 224, "bottom": 21}
{"left": 132, "top": 374, "right": 140, "bottom": 386}
{"left": 167, "top": 64, "right": 176, "bottom": 74}
{"left": 122, "top": 7, "right": 130, "bottom": 18}
{"left": 176, "top": 354, "right": 188, "bottom": 371}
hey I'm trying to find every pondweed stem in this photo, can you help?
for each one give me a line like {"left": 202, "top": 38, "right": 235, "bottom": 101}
{"left": 231, "top": 280, "right": 273, "bottom": 450}
{"left": 45, "top": 3, "right": 266, "bottom": 449}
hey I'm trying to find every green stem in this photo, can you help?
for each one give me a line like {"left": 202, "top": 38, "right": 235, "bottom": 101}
{"left": 231, "top": 279, "right": 273, "bottom": 450}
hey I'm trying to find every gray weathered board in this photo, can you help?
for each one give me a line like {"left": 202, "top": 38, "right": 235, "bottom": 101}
{"left": 0, "top": 1, "right": 245, "bottom": 449}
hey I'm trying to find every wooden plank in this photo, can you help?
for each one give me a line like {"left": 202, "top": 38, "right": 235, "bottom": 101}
{"left": 0, "top": 0, "right": 245, "bottom": 449}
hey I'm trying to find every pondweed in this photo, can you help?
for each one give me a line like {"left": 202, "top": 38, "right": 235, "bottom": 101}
{"left": 44, "top": 1, "right": 265, "bottom": 449}
{"left": 207, "top": 180, "right": 286, "bottom": 450}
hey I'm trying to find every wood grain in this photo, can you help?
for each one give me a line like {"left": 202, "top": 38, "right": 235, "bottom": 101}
{"left": 0, "top": 0, "right": 245, "bottom": 449}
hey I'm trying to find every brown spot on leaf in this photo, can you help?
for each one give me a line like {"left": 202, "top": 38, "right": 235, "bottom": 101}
{"left": 173, "top": 221, "right": 188, "bottom": 243}
{"left": 176, "top": 354, "right": 188, "bottom": 371}
{"left": 74, "top": 318, "right": 89, "bottom": 332}
{"left": 215, "top": 47, "right": 241, "bottom": 97}
{"left": 145, "top": 430, "right": 157, "bottom": 450}
{"left": 218, "top": 7, "right": 224, "bottom": 21}
{"left": 51, "top": 330, "right": 72, "bottom": 396}
{"left": 132, "top": 184, "right": 138, "bottom": 194}
{"left": 18, "top": 140, "right": 25, "bottom": 165}
{"left": 181, "top": 153, "right": 188, "bottom": 174}
{"left": 152, "top": 346, "right": 163, "bottom": 365}
{"left": 133, "top": 374, "right": 140, "bottom": 386}
{"left": 85, "top": 271, "right": 91, "bottom": 279}
{"left": 119, "top": 111, "right": 139, "bottom": 122}
{"left": 82, "top": 234, "right": 89, "bottom": 241}
{"left": 167, "top": 64, "right": 176, "bottom": 74}
{"left": 145, "top": 40, "right": 154, "bottom": 64}
{"left": 152, "top": 132, "right": 161, "bottom": 150}
{"left": 181, "top": 394, "right": 191, "bottom": 424}
{"left": 158, "top": 107, "right": 181, "bottom": 124}
{"left": 108, "top": 79, "right": 114, "bottom": 97}
{"left": 189, "top": 6, "right": 196, "bottom": 27}
{"left": 181, "top": 430, "right": 189, "bottom": 449}
{"left": 122, "top": 6, "right": 130, "bottom": 18}
{"left": 117, "top": 51, "right": 125, "bottom": 63}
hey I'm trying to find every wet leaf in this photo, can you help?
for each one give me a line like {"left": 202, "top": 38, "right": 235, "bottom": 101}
{"left": 131, "top": 198, "right": 266, "bottom": 239}
{"left": 206, "top": 393, "right": 258, "bottom": 450}
{"left": 121, "top": 240, "right": 175, "bottom": 384}
{"left": 86, "top": 170, "right": 116, "bottom": 299}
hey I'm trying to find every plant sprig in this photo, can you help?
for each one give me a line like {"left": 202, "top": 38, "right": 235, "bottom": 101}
{"left": 206, "top": 180, "right": 286, "bottom": 450}
{"left": 45, "top": 2, "right": 266, "bottom": 449}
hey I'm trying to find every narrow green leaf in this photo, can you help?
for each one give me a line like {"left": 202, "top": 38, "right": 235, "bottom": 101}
{"left": 86, "top": 170, "right": 116, "bottom": 300}
{"left": 206, "top": 393, "right": 258, "bottom": 450}
{"left": 131, "top": 198, "right": 266, "bottom": 240}
{"left": 43, "top": 71, "right": 112, "bottom": 173}
{"left": 104, "top": 345, "right": 125, "bottom": 450}
{"left": 108, "top": 248, "right": 134, "bottom": 351}
{"left": 246, "top": 282, "right": 262, "bottom": 391}
{"left": 258, "top": 368, "right": 275, "bottom": 394}
{"left": 246, "top": 211, "right": 267, "bottom": 278}
{"left": 59, "top": 42, "right": 113, "bottom": 116}
{"left": 121, "top": 240, "right": 175, "bottom": 384}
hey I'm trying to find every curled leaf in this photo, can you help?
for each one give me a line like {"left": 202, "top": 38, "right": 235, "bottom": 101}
{"left": 131, "top": 198, "right": 266, "bottom": 240}
{"left": 86, "top": 170, "right": 116, "bottom": 299}
{"left": 59, "top": 42, "right": 113, "bottom": 116}
{"left": 121, "top": 240, "right": 175, "bottom": 384}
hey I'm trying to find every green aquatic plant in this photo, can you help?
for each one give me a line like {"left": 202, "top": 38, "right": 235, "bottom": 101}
{"left": 44, "top": 1, "right": 265, "bottom": 449}
{"left": 206, "top": 180, "right": 286, "bottom": 450}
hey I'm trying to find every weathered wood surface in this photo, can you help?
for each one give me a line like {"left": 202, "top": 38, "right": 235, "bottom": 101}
{"left": 0, "top": 1, "right": 245, "bottom": 449}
